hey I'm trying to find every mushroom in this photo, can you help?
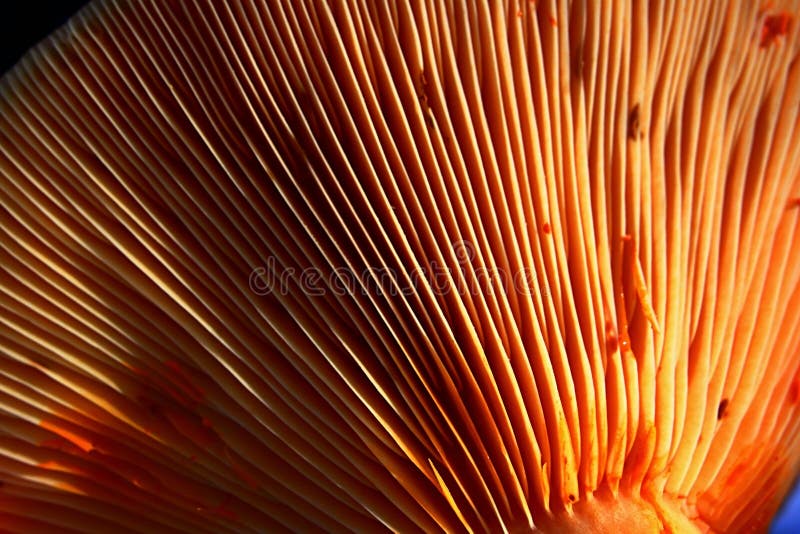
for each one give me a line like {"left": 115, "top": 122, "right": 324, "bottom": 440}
{"left": 1, "top": 1, "right": 799, "bottom": 532}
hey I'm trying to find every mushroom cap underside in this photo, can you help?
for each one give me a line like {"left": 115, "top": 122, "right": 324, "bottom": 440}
{"left": 1, "top": 1, "right": 800, "bottom": 532}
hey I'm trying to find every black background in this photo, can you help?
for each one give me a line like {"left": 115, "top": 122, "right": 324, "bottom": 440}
{"left": 1, "top": 1, "right": 89, "bottom": 76}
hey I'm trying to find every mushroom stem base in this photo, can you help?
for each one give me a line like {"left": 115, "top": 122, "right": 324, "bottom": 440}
{"left": 526, "top": 485, "right": 706, "bottom": 533}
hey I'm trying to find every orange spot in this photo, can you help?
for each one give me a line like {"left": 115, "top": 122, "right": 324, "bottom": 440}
{"left": 760, "top": 12, "right": 791, "bottom": 47}
{"left": 37, "top": 460, "right": 66, "bottom": 471}
{"left": 542, "top": 222, "right": 551, "bottom": 234}
{"left": 516, "top": 10, "right": 522, "bottom": 17}
{"left": 726, "top": 463, "right": 747, "bottom": 487}
{"left": 789, "top": 380, "right": 800, "bottom": 403}
{"left": 605, "top": 320, "right": 618, "bottom": 353}
{"left": 621, "top": 234, "right": 632, "bottom": 242}
{"left": 39, "top": 420, "right": 93, "bottom": 453}
{"left": 788, "top": 197, "right": 800, "bottom": 208}
{"left": 549, "top": 15, "right": 558, "bottom": 27}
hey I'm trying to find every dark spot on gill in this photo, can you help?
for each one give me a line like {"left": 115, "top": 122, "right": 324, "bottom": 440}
{"left": 717, "top": 398, "right": 729, "bottom": 420}
{"left": 628, "top": 103, "right": 641, "bottom": 140}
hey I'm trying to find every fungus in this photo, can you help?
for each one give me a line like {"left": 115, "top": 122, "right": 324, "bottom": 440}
{"left": 1, "top": 1, "right": 800, "bottom": 532}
